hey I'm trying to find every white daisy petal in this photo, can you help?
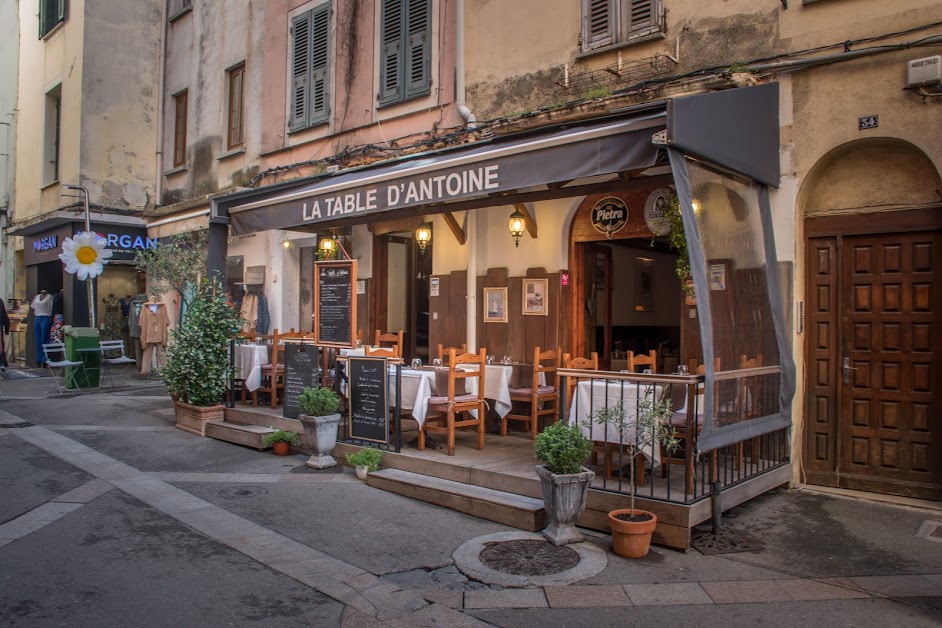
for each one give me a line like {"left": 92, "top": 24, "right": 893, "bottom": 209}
{"left": 59, "top": 232, "right": 113, "bottom": 280}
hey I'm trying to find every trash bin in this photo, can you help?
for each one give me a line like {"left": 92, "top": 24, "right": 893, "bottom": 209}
{"left": 65, "top": 327, "right": 100, "bottom": 389}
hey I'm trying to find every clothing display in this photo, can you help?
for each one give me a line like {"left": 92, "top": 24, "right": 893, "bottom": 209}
{"left": 31, "top": 292, "right": 53, "bottom": 366}
{"left": 238, "top": 288, "right": 270, "bottom": 335}
{"left": 50, "top": 315, "right": 64, "bottom": 343}
{"left": 128, "top": 294, "right": 148, "bottom": 367}
{"left": 138, "top": 300, "right": 170, "bottom": 375}
{"left": 101, "top": 295, "right": 124, "bottom": 341}
{"left": 240, "top": 293, "right": 258, "bottom": 334}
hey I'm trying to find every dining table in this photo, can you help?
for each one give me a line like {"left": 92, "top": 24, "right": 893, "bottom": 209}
{"left": 234, "top": 343, "right": 270, "bottom": 392}
{"left": 455, "top": 363, "right": 546, "bottom": 419}
{"left": 338, "top": 361, "right": 436, "bottom": 427}
{"left": 567, "top": 378, "right": 664, "bottom": 466}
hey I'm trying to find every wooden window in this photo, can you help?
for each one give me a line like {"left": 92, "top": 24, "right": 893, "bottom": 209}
{"left": 43, "top": 85, "right": 61, "bottom": 185}
{"left": 581, "top": 0, "right": 664, "bottom": 53}
{"left": 378, "top": 0, "right": 431, "bottom": 107}
{"left": 39, "top": 0, "right": 67, "bottom": 38}
{"left": 289, "top": 3, "right": 330, "bottom": 131}
{"left": 173, "top": 90, "right": 188, "bottom": 167}
{"left": 227, "top": 63, "right": 245, "bottom": 149}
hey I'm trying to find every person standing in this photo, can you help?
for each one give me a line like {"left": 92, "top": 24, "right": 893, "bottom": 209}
{"left": 0, "top": 298, "right": 10, "bottom": 377}
{"left": 31, "top": 290, "right": 53, "bottom": 366}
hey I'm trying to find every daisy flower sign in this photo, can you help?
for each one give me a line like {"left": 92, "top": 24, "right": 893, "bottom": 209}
{"left": 59, "top": 231, "right": 113, "bottom": 280}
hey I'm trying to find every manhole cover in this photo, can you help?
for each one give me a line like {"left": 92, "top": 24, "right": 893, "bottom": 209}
{"left": 218, "top": 486, "right": 269, "bottom": 499}
{"left": 690, "top": 529, "right": 763, "bottom": 555}
{"left": 0, "top": 422, "right": 34, "bottom": 428}
{"left": 478, "top": 540, "right": 580, "bottom": 576}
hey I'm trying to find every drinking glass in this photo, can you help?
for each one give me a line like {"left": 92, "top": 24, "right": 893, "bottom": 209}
{"left": 643, "top": 368, "right": 653, "bottom": 375}
{"left": 432, "top": 358, "right": 443, "bottom": 367}
{"left": 486, "top": 355, "right": 494, "bottom": 365}
{"left": 502, "top": 355, "right": 512, "bottom": 365}
{"left": 677, "top": 364, "right": 689, "bottom": 376}
{"left": 411, "top": 358, "right": 421, "bottom": 369}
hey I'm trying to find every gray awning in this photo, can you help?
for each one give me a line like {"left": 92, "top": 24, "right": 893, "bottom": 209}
{"left": 222, "top": 111, "right": 667, "bottom": 235}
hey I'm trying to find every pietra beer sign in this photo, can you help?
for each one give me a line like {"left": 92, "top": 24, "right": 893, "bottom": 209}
{"left": 590, "top": 197, "right": 628, "bottom": 239}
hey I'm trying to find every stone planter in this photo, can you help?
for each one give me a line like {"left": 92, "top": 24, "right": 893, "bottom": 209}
{"left": 173, "top": 400, "right": 224, "bottom": 436}
{"left": 299, "top": 413, "right": 341, "bottom": 469}
{"left": 536, "top": 464, "right": 595, "bottom": 546}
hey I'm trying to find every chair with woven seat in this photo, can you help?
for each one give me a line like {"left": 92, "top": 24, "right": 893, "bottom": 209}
{"left": 374, "top": 330, "right": 404, "bottom": 357}
{"left": 436, "top": 343, "right": 466, "bottom": 366}
{"left": 627, "top": 350, "right": 657, "bottom": 373}
{"left": 419, "top": 348, "right": 486, "bottom": 456}
{"left": 42, "top": 342, "right": 84, "bottom": 393}
{"left": 503, "top": 346, "right": 560, "bottom": 439}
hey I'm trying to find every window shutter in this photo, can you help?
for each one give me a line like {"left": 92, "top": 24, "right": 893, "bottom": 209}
{"left": 379, "top": 0, "right": 404, "bottom": 105}
{"left": 583, "top": 0, "right": 614, "bottom": 51}
{"left": 404, "top": 0, "right": 430, "bottom": 99}
{"left": 57, "top": 0, "right": 67, "bottom": 21}
{"left": 309, "top": 4, "right": 330, "bottom": 123}
{"left": 627, "top": 0, "right": 662, "bottom": 39}
{"left": 290, "top": 11, "right": 312, "bottom": 130}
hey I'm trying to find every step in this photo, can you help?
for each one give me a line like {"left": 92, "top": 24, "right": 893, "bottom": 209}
{"left": 205, "top": 420, "right": 277, "bottom": 450}
{"left": 366, "top": 468, "right": 546, "bottom": 531}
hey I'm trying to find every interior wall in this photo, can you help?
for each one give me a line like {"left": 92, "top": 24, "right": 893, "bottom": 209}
{"left": 387, "top": 240, "right": 407, "bottom": 332}
{"left": 605, "top": 244, "right": 680, "bottom": 326}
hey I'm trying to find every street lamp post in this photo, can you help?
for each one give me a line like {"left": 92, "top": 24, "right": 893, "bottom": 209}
{"left": 63, "top": 184, "right": 96, "bottom": 328}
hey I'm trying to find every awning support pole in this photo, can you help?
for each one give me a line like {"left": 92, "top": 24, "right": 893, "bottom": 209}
{"left": 466, "top": 211, "right": 477, "bottom": 352}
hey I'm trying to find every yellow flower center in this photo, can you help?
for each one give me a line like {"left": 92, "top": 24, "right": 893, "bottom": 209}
{"left": 76, "top": 246, "right": 98, "bottom": 265}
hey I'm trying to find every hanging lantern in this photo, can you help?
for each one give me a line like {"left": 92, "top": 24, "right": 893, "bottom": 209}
{"left": 415, "top": 223, "right": 432, "bottom": 253}
{"left": 508, "top": 209, "right": 526, "bottom": 248}
{"left": 318, "top": 237, "right": 337, "bottom": 260}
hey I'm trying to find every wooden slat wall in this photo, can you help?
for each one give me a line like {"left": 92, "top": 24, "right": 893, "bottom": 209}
{"left": 428, "top": 270, "right": 467, "bottom": 352}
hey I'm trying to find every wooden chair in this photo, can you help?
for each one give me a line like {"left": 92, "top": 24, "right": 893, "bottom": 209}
{"left": 436, "top": 343, "right": 467, "bottom": 365}
{"left": 661, "top": 358, "right": 720, "bottom": 486}
{"left": 420, "top": 348, "right": 486, "bottom": 456}
{"left": 560, "top": 352, "right": 598, "bottom": 415}
{"left": 503, "top": 346, "right": 560, "bottom": 439}
{"left": 374, "top": 330, "right": 404, "bottom": 357}
{"left": 254, "top": 328, "right": 304, "bottom": 408}
{"left": 736, "top": 354, "right": 764, "bottom": 468}
{"left": 366, "top": 345, "right": 400, "bottom": 359}
{"left": 627, "top": 350, "right": 657, "bottom": 373}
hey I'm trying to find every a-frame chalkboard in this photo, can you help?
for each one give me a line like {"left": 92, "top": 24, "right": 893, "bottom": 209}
{"left": 314, "top": 260, "right": 357, "bottom": 348}
{"left": 347, "top": 357, "right": 390, "bottom": 444}
{"left": 282, "top": 343, "right": 320, "bottom": 419}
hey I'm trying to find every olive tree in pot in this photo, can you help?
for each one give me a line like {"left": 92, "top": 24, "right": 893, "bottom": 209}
{"left": 163, "top": 280, "right": 242, "bottom": 436}
{"left": 595, "top": 391, "right": 678, "bottom": 558}
{"left": 534, "top": 421, "right": 595, "bottom": 546}
{"left": 298, "top": 387, "right": 342, "bottom": 469}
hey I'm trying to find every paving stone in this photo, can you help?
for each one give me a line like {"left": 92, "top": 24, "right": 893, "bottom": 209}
{"left": 851, "top": 575, "right": 942, "bottom": 598}
{"left": 817, "top": 577, "right": 870, "bottom": 593}
{"left": 463, "top": 588, "right": 547, "bottom": 609}
{"left": 0, "top": 502, "right": 82, "bottom": 539}
{"left": 0, "top": 539, "right": 11, "bottom": 549}
{"left": 383, "top": 568, "right": 436, "bottom": 589}
{"left": 776, "top": 578, "right": 870, "bottom": 601}
{"left": 624, "top": 582, "right": 714, "bottom": 606}
{"left": 51, "top": 479, "right": 113, "bottom": 503}
{"left": 701, "top": 580, "right": 792, "bottom": 604}
{"left": 544, "top": 585, "right": 632, "bottom": 608}
{"left": 414, "top": 587, "right": 464, "bottom": 608}
{"left": 408, "top": 603, "right": 492, "bottom": 627}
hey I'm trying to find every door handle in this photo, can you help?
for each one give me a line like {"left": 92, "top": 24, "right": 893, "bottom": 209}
{"left": 842, "top": 357, "right": 857, "bottom": 385}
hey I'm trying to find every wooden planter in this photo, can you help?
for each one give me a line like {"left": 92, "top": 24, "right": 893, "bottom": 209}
{"left": 173, "top": 400, "right": 225, "bottom": 436}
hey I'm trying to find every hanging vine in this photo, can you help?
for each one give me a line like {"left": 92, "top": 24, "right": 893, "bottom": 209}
{"left": 662, "top": 193, "right": 693, "bottom": 296}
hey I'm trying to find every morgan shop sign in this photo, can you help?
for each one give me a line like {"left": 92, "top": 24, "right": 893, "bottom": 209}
{"left": 25, "top": 224, "right": 155, "bottom": 265}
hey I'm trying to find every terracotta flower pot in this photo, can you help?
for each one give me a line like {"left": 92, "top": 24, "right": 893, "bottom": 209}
{"left": 608, "top": 508, "right": 657, "bottom": 558}
{"left": 272, "top": 441, "right": 291, "bottom": 456}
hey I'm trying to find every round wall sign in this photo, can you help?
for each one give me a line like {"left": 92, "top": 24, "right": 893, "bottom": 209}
{"left": 644, "top": 188, "right": 673, "bottom": 236}
{"left": 590, "top": 197, "right": 629, "bottom": 238}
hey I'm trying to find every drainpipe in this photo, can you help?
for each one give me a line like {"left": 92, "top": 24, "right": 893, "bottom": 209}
{"left": 153, "top": 0, "right": 169, "bottom": 206}
{"left": 454, "top": 0, "right": 476, "bottom": 128}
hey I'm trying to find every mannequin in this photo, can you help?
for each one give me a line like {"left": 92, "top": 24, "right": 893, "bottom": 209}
{"left": 128, "top": 294, "right": 148, "bottom": 367}
{"left": 30, "top": 289, "right": 53, "bottom": 367}
{"left": 138, "top": 295, "right": 170, "bottom": 375}
{"left": 101, "top": 293, "right": 123, "bottom": 341}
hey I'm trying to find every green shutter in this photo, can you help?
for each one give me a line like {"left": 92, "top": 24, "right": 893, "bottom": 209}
{"left": 290, "top": 11, "right": 312, "bottom": 130}
{"left": 583, "top": 0, "right": 614, "bottom": 50}
{"left": 309, "top": 4, "right": 330, "bottom": 123}
{"left": 404, "top": 0, "right": 430, "bottom": 99}
{"left": 379, "top": 0, "right": 404, "bottom": 105}
{"left": 57, "top": 0, "right": 67, "bottom": 21}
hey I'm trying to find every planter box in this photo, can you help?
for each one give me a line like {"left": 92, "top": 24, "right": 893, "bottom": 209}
{"left": 174, "top": 400, "right": 225, "bottom": 436}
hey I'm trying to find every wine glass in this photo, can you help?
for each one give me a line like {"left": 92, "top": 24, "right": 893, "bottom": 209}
{"left": 411, "top": 358, "right": 421, "bottom": 369}
{"left": 432, "top": 358, "right": 443, "bottom": 367}
{"left": 677, "top": 364, "right": 689, "bottom": 376}
{"left": 502, "top": 355, "right": 512, "bottom": 365}
{"left": 486, "top": 355, "right": 494, "bottom": 365}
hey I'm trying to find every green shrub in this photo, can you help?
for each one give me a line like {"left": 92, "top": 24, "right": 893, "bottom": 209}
{"left": 298, "top": 387, "right": 341, "bottom": 416}
{"left": 347, "top": 447, "right": 384, "bottom": 472}
{"left": 534, "top": 422, "right": 592, "bottom": 475}
{"left": 262, "top": 430, "right": 300, "bottom": 447}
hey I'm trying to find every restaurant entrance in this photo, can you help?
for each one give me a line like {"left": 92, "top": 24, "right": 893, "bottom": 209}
{"left": 372, "top": 233, "right": 432, "bottom": 362}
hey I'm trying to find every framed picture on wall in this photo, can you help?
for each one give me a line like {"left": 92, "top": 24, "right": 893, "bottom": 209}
{"left": 634, "top": 257, "right": 655, "bottom": 312}
{"left": 483, "top": 287, "right": 508, "bottom": 323}
{"left": 522, "top": 278, "right": 548, "bottom": 316}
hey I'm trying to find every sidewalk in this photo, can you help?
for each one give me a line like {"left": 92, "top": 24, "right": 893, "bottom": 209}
{"left": 0, "top": 377, "right": 939, "bottom": 626}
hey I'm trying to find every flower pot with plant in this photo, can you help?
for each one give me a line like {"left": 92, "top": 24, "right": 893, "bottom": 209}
{"left": 262, "top": 429, "right": 300, "bottom": 456}
{"left": 297, "top": 386, "right": 342, "bottom": 469}
{"left": 162, "top": 280, "right": 242, "bottom": 436}
{"left": 594, "top": 391, "right": 679, "bottom": 558}
{"left": 534, "top": 421, "right": 595, "bottom": 546}
{"left": 346, "top": 447, "right": 384, "bottom": 480}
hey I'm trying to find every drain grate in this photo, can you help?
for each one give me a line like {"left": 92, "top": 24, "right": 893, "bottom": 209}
{"left": 915, "top": 520, "right": 942, "bottom": 543}
{"left": 690, "top": 529, "right": 763, "bottom": 555}
{"left": 0, "top": 422, "right": 34, "bottom": 429}
{"left": 478, "top": 540, "right": 580, "bottom": 576}
{"left": 217, "top": 486, "right": 269, "bottom": 499}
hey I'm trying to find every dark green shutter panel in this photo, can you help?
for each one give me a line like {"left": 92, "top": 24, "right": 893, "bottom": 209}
{"left": 309, "top": 4, "right": 330, "bottom": 123}
{"left": 584, "top": 0, "right": 613, "bottom": 50}
{"left": 405, "top": 0, "right": 430, "bottom": 99}
{"left": 379, "top": 0, "right": 404, "bottom": 105}
{"left": 627, "top": 0, "right": 660, "bottom": 37}
{"left": 290, "top": 11, "right": 311, "bottom": 130}
{"left": 57, "top": 0, "right": 67, "bottom": 21}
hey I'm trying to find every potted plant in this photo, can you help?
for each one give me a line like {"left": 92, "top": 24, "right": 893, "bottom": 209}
{"left": 163, "top": 280, "right": 242, "bottom": 436}
{"left": 262, "top": 429, "right": 300, "bottom": 456}
{"left": 595, "top": 391, "right": 679, "bottom": 558}
{"left": 346, "top": 447, "right": 384, "bottom": 480}
{"left": 534, "top": 421, "right": 595, "bottom": 546}
{"left": 297, "top": 386, "right": 342, "bottom": 469}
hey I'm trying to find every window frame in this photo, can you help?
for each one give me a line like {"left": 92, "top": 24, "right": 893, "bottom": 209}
{"left": 172, "top": 90, "right": 188, "bottom": 167}
{"left": 227, "top": 63, "right": 245, "bottom": 150}
{"left": 581, "top": 0, "right": 665, "bottom": 54}
{"left": 39, "top": 0, "right": 67, "bottom": 39}
{"left": 43, "top": 84, "right": 62, "bottom": 186}
{"left": 377, "top": 0, "right": 432, "bottom": 108}
{"left": 288, "top": 2, "right": 331, "bottom": 133}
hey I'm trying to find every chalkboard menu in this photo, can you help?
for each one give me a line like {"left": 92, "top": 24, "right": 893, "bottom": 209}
{"left": 347, "top": 357, "right": 389, "bottom": 444}
{"left": 282, "top": 343, "right": 320, "bottom": 419}
{"left": 314, "top": 260, "right": 357, "bottom": 347}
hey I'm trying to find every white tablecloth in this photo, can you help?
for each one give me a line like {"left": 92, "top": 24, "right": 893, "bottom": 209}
{"left": 567, "top": 379, "right": 663, "bottom": 465}
{"left": 457, "top": 364, "right": 547, "bottom": 419}
{"left": 235, "top": 344, "right": 269, "bottom": 392}
{"left": 390, "top": 368, "right": 435, "bottom": 427}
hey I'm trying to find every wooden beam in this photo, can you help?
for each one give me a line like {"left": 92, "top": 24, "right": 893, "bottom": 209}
{"left": 513, "top": 203, "right": 537, "bottom": 240}
{"left": 441, "top": 212, "right": 466, "bottom": 245}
